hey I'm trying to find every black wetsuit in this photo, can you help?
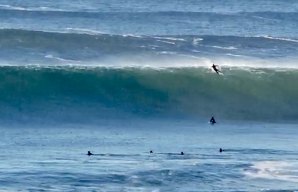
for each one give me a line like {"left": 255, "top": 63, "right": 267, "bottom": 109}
{"left": 212, "top": 64, "right": 220, "bottom": 74}
{"left": 210, "top": 117, "right": 216, "bottom": 124}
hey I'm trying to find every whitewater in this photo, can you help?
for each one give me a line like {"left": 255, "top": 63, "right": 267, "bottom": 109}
{"left": 0, "top": 0, "right": 298, "bottom": 191}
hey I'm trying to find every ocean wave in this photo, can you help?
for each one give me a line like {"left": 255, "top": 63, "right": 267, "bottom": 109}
{"left": 0, "top": 29, "right": 298, "bottom": 65}
{"left": 1, "top": 0, "right": 298, "bottom": 14}
{"left": 0, "top": 66, "right": 297, "bottom": 123}
{"left": 1, "top": 8, "right": 298, "bottom": 18}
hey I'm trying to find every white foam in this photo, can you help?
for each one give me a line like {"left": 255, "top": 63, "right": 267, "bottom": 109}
{"left": 1, "top": 55, "right": 298, "bottom": 70}
{"left": 65, "top": 28, "right": 105, "bottom": 35}
{"left": 153, "top": 36, "right": 186, "bottom": 42}
{"left": 211, "top": 45, "right": 237, "bottom": 50}
{"left": 261, "top": 35, "right": 298, "bottom": 43}
{"left": 122, "top": 34, "right": 142, "bottom": 38}
{"left": 211, "top": 57, "right": 298, "bottom": 69}
{"left": 0, "top": 4, "right": 26, "bottom": 11}
{"left": 156, "top": 40, "right": 176, "bottom": 45}
{"left": 0, "top": 4, "right": 64, "bottom": 12}
{"left": 192, "top": 38, "right": 203, "bottom": 45}
{"left": 45, "top": 54, "right": 81, "bottom": 63}
{"left": 244, "top": 161, "right": 298, "bottom": 183}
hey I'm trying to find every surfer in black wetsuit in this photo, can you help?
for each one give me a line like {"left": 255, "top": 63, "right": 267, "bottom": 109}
{"left": 212, "top": 63, "right": 221, "bottom": 74}
{"left": 210, "top": 116, "right": 216, "bottom": 125}
{"left": 87, "top": 151, "right": 93, "bottom": 156}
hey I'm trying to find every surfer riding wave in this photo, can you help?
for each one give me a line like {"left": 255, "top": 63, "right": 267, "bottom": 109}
{"left": 212, "top": 63, "right": 221, "bottom": 75}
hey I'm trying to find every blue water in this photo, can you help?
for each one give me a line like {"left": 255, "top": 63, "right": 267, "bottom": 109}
{"left": 1, "top": 122, "right": 298, "bottom": 191}
{"left": 0, "top": 0, "right": 298, "bottom": 191}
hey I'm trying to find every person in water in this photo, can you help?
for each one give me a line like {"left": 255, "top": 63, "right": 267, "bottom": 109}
{"left": 219, "top": 148, "right": 223, "bottom": 153}
{"left": 210, "top": 116, "right": 216, "bottom": 125}
{"left": 212, "top": 63, "right": 221, "bottom": 74}
{"left": 150, "top": 150, "right": 153, "bottom": 154}
{"left": 180, "top": 152, "right": 184, "bottom": 155}
{"left": 87, "top": 151, "right": 93, "bottom": 156}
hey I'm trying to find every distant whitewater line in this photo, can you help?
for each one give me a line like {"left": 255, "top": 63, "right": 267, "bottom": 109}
{"left": 0, "top": 4, "right": 65, "bottom": 12}
{"left": 1, "top": 1, "right": 297, "bottom": 38}
{"left": 0, "top": 66, "right": 297, "bottom": 124}
{"left": 0, "top": 29, "right": 298, "bottom": 67}
{"left": 261, "top": 35, "right": 298, "bottom": 43}
{"left": 1, "top": 28, "right": 297, "bottom": 43}
{"left": 1, "top": 5, "right": 298, "bottom": 15}
{"left": 1, "top": 1, "right": 298, "bottom": 13}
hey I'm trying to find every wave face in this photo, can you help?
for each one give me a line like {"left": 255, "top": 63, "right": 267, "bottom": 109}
{"left": 0, "top": 66, "right": 297, "bottom": 123}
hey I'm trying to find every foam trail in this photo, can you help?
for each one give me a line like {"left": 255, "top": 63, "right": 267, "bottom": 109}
{"left": 244, "top": 161, "right": 298, "bottom": 183}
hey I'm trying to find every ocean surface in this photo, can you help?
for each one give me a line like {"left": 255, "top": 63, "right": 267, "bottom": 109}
{"left": 0, "top": 0, "right": 297, "bottom": 191}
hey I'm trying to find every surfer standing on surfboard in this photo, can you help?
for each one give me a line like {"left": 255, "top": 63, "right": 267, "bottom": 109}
{"left": 212, "top": 63, "right": 221, "bottom": 74}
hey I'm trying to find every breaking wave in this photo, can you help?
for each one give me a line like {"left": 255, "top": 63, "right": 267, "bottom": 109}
{"left": 0, "top": 66, "right": 297, "bottom": 124}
